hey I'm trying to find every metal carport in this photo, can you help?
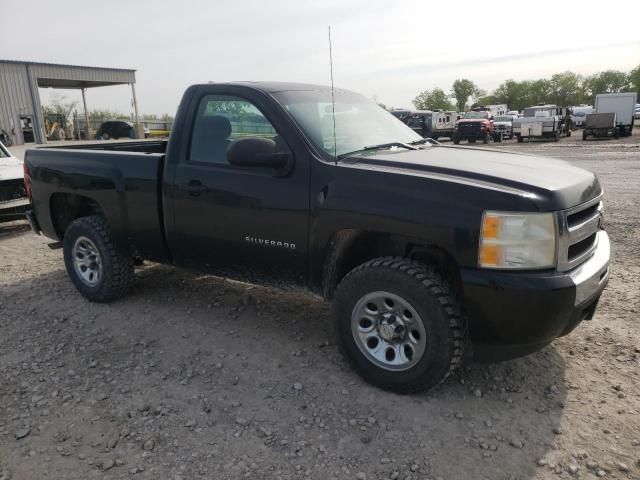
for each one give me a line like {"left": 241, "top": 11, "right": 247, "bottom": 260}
{"left": 0, "top": 59, "right": 138, "bottom": 145}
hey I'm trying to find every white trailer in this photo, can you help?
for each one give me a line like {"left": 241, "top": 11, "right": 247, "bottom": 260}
{"left": 595, "top": 93, "right": 637, "bottom": 136}
{"left": 570, "top": 105, "right": 594, "bottom": 127}
{"left": 471, "top": 104, "right": 507, "bottom": 118}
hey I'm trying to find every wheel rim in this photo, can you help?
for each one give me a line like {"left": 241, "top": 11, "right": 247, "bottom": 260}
{"left": 72, "top": 236, "right": 102, "bottom": 287}
{"left": 351, "top": 291, "right": 427, "bottom": 371}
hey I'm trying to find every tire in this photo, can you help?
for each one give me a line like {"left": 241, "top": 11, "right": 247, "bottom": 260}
{"left": 101, "top": 132, "right": 110, "bottom": 140}
{"left": 332, "top": 257, "right": 465, "bottom": 393}
{"left": 582, "top": 130, "right": 588, "bottom": 141}
{"left": 63, "top": 215, "right": 134, "bottom": 302}
{"left": 493, "top": 133, "right": 502, "bottom": 143}
{"left": 517, "top": 135, "right": 524, "bottom": 143}
{"left": 453, "top": 138, "right": 460, "bottom": 145}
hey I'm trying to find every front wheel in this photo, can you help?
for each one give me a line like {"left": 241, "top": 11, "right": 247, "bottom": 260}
{"left": 63, "top": 215, "right": 134, "bottom": 302}
{"left": 332, "top": 257, "right": 465, "bottom": 393}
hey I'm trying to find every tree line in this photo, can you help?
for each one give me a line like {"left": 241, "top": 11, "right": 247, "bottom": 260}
{"left": 411, "top": 65, "right": 640, "bottom": 112}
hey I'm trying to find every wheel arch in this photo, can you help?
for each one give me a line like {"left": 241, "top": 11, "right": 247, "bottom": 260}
{"left": 321, "top": 229, "right": 462, "bottom": 300}
{"left": 50, "top": 192, "right": 105, "bottom": 239}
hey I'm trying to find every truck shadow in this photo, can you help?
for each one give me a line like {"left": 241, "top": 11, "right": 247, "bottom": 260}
{"left": 0, "top": 263, "right": 567, "bottom": 480}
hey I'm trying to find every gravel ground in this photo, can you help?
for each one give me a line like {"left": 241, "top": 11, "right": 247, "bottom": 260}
{"left": 1, "top": 134, "right": 639, "bottom": 480}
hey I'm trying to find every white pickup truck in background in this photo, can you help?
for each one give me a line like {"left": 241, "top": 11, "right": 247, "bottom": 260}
{"left": 0, "top": 140, "right": 28, "bottom": 222}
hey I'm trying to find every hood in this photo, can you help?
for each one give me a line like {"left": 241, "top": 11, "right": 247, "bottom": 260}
{"left": 344, "top": 146, "right": 600, "bottom": 211}
{"left": 0, "top": 155, "right": 24, "bottom": 181}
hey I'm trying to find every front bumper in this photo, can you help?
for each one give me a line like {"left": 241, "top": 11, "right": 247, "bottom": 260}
{"left": 461, "top": 231, "right": 610, "bottom": 360}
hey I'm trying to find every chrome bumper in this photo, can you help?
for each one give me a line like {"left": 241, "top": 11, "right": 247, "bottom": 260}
{"left": 569, "top": 231, "right": 610, "bottom": 306}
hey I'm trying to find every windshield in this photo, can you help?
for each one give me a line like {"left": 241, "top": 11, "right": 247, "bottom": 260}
{"left": 463, "top": 111, "right": 489, "bottom": 119}
{"left": 272, "top": 89, "right": 422, "bottom": 158}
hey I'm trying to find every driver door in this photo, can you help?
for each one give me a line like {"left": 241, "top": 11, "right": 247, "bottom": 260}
{"left": 167, "top": 91, "right": 310, "bottom": 284}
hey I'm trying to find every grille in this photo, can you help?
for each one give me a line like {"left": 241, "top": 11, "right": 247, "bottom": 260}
{"left": 557, "top": 197, "right": 602, "bottom": 271}
{"left": 459, "top": 123, "right": 482, "bottom": 132}
{"left": 0, "top": 179, "right": 26, "bottom": 203}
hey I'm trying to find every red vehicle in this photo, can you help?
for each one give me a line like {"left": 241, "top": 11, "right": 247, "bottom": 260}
{"left": 453, "top": 110, "right": 501, "bottom": 144}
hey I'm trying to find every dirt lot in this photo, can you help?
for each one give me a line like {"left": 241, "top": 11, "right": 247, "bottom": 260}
{"left": 1, "top": 134, "right": 639, "bottom": 480}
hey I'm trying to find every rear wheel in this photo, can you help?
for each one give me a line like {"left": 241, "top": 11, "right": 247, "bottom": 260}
{"left": 332, "top": 257, "right": 465, "bottom": 393}
{"left": 63, "top": 215, "right": 134, "bottom": 302}
{"left": 101, "top": 132, "right": 110, "bottom": 140}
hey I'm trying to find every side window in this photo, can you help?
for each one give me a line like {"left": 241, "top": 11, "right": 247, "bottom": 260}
{"left": 190, "top": 94, "right": 278, "bottom": 164}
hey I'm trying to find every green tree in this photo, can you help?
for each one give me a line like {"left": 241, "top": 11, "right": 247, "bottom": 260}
{"left": 451, "top": 79, "right": 477, "bottom": 112}
{"left": 412, "top": 88, "right": 455, "bottom": 111}
{"left": 550, "top": 71, "right": 584, "bottom": 106}
{"left": 42, "top": 92, "right": 78, "bottom": 119}
{"left": 628, "top": 64, "right": 640, "bottom": 94}
{"left": 583, "top": 70, "right": 630, "bottom": 101}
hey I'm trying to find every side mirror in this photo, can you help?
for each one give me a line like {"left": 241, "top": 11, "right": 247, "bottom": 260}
{"left": 227, "top": 137, "right": 291, "bottom": 170}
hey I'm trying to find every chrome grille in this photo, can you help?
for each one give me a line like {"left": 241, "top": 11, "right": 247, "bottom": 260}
{"left": 557, "top": 196, "right": 603, "bottom": 271}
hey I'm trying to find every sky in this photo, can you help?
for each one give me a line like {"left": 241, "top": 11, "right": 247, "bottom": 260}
{"left": 1, "top": 0, "right": 639, "bottom": 116}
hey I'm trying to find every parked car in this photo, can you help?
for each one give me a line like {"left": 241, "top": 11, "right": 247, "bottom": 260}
{"left": 492, "top": 115, "right": 516, "bottom": 140}
{"left": 25, "top": 82, "right": 610, "bottom": 393}
{"left": 453, "top": 110, "right": 500, "bottom": 144}
{"left": 635, "top": 104, "right": 640, "bottom": 120}
{"left": 594, "top": 93, "right": 637, "bottom": 136}
{"left": 96, "top": 120, "right": 150, "bottom": 140}
{"left": 0, "top": 140, "right": 28, "bottom": 222}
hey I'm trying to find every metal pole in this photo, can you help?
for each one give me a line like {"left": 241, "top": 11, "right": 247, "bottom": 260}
{"left": 131, "top": 83, "right": 141, "bottom": 139}
{"left": 81, "top": 88, "right": 90, "bottom": 140}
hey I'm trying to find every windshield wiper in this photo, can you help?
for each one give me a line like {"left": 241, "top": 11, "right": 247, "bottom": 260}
{"left": 337, "top": 142, "right": 417, "bottom": 159}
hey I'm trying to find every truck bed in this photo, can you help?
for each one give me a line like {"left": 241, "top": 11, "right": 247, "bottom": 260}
{"left": 25, "top": 145, "right": 169, "bottom": 262}
{"left": 43, "top": 140, "right": 168, "bottom": 154}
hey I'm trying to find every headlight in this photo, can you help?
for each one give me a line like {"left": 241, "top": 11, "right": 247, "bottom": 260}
{"left": 479, "top": 211, "right": 556, "bottom": 269}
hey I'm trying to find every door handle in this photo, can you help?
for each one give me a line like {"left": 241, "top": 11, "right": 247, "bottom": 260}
{"left": 185, "top": 180, "right": 210, "bottom": 196}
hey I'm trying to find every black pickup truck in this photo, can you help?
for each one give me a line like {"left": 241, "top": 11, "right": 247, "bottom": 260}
{"left": 24, "top": 82, "right": 610, "bottom": 393}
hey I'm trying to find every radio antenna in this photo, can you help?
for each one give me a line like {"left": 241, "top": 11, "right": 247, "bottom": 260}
{"left": 328, "top": 25, "right": 337, "bottom": 165}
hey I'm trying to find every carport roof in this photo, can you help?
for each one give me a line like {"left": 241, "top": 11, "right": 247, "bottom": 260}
{"left": 0, "top": 59, "right": 136, "bottom": 89}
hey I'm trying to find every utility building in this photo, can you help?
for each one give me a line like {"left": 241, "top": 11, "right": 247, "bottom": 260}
{"left": 0, "top": 59, "right": 139, "bottom": 145}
